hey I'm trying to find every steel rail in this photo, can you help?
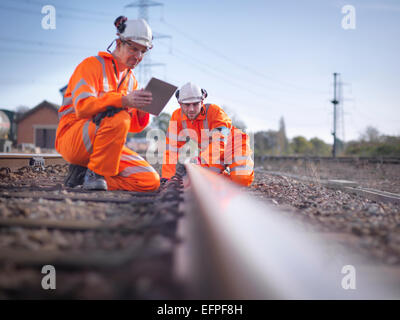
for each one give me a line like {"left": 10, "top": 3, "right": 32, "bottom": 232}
{"left": 0, "top": 152, "right": 66, "bottom": 170}
{"left": 256, "top": 155, "right": 400, "bottom": 164}
{"left": 176, "top": 164, "right": 400, "bottom": 299}
{"left": 264, "top": 170, "right": 400, "bottom": 205}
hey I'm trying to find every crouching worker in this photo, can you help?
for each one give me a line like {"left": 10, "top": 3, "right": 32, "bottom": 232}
{"left": 161, "top": 82, "right": 254, "bottom": 186}
{"left": 56, "top": 16, "right": 160, "bottom": 191}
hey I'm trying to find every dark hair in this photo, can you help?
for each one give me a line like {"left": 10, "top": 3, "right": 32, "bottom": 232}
{"left": 114, "top": 16, "right": 127, "bottom": 33}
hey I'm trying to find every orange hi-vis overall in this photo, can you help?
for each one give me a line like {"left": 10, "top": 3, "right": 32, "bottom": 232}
{"left": 162, "top": 103, "right": 254, "bottom": 186}
{"left": 55, "top": 51, "right": 160, "bottom": 192}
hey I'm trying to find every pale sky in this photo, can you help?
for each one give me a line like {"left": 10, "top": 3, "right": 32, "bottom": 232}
{"left": 0, "top": 0, "right": 399, "bottom": 143}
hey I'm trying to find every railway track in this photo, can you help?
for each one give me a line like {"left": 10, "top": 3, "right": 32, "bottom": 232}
{"left": 0, "top": 153, "right": 66, "bottom": 171}
{"left": 0, "top": 155, "right": 183, "bottom": 299}
{"left": 256, "top": 154, "right": 400, "bottom": 194}
{"left": 178, "top": 165, "right": 400, "bottom": 299}
{"left": 0, "top": 154, "right": 399, "bottom": 299}
{"left": 262, "top": 170, "right": 400, "bottom": 205}
{"left": 256, "top": 155, "right": 400, "bottom": 165}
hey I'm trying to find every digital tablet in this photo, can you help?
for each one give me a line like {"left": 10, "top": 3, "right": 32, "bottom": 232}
{"left": 136, "top": 77, "right": 177, "bottom": 116}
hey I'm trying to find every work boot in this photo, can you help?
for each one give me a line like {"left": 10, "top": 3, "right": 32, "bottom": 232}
{"left": 64, "top": 164, "right": 87, "bottom": 188}
{"left": 83, "top": 169, "right": 108, "bottom": 191}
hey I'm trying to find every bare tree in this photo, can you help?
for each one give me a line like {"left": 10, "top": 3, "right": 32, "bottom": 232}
{"left": 221, "top": 105, "right": 247, "bottom": 131}
{"left": 16, "top": 105, "right": 29, "bottom": 114}
{"left": 360, "top": 126, "right": 381, "bottom": 142}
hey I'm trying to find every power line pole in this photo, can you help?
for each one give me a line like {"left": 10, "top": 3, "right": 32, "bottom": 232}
{"left": 338, "top": 79, "right": 346, "bottom": 148}
{"left": 125, "top": 0, "right": 170, "bottom": 85}
{"left": 331, "top": 73, "right": 339, "bottom": 158}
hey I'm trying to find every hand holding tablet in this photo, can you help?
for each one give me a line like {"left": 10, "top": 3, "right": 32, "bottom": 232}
{"left": 132, "top": 78, "right": 177, "bottom": 116}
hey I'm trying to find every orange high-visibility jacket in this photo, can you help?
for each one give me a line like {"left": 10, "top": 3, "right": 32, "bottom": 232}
{"left": 162, "top": 103, "right": 237, "bottom": 179}
{"left": 56, "top": 51, "right": 149, "bottom": 147}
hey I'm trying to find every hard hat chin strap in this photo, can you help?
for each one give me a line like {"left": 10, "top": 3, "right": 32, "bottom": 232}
{"left": 107, "top": 39, "right": 117, "bottom": 53}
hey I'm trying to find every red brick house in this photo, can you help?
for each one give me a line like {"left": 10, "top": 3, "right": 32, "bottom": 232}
{"left": 16, "top": 100, "right": 59, "bottom": 149}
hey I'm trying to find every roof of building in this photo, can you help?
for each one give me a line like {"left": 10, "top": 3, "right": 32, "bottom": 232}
{"left": 16, "top": 100, "right": 59, "bottom": 123}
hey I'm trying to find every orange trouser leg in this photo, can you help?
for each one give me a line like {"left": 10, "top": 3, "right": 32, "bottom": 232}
{"left": 56, "top": 119, "right": 92, "bottom": 167}
{"left": 199, "top": 134, "right": 226, "bottom": 174}
{"left": 57, "top": 111, "right": 159, "bottom": 191}
{"left": 105, "top": 147, "right": 160, "bottom": 192}
{"left": 198, "top": 130, "right": 254, "bottom": 186}
{"left": 225, "top": 130, "right": 254, "bottom": 187}
{"left": 199, "top": 158, "right": 253, "bottom": 186}
{"left": 57, "top": 110, "right": 130, "bottom": 175}
{"left": 230, "top": 165, "right": 254, "bottom": 186}
{"left": 200, "top": 163, "right": 225, "bottom": 174}
{"left": 88, "top": 110, "right": 131, "bottom": 176}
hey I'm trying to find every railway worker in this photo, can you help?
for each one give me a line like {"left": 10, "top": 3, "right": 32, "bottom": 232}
{"left": 56, "top": 16, "right": 160, "bottom": 191}
{"left": 161, "top": 82, "right": 254, "bottom": 186}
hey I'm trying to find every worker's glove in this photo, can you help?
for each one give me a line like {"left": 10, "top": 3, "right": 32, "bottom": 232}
{"left": 92, "top": 106, "right": 122, "bottom": 126}
{"left": 160, "top": 178, "right": 169, "bottom": 185}
{"left": 187, "top": 156, "right": 201, "bottom": 165}
{"left": 175, "top": 163, "right": 187, "bottom": 178}
{"left": 183, "top": 156, "right": 201, "bottom": 165}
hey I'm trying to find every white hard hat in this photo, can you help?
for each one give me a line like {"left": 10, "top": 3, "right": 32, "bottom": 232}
{"left": 115, "top": 17, "right": 153, "bottom": 49}
{"left": 176, "top": 82, "right": 208, "bottom": 103}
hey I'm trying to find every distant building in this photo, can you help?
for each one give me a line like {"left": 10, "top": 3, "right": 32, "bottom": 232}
{"left": 16, "top": 100, "right": 59, "bottom": 150}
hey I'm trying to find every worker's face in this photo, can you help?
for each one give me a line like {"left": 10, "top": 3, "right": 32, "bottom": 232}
{"left": 180, "top": 101, "right": 202, "bottom": 120}
{"left": 119, "top": 40, "right": 148, "bottom": 69}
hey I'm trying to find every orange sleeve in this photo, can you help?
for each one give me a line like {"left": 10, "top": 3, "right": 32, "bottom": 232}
{"left": 200, "top": 104, "right": 232, "bottom": 166}
{"left": 128, "top": 110, "right": 150, "bottom": 133}
{"left": 69, "top": 57, "right": 123, "bottom": 119}
{"left": 161, "top": 110, "right": 186, "bottom": 179}
{"left": 208, "top": 104, "right": 232, "bottom": 130}
{"left": 121, "top": 71, "right": 150, "bottom": 132}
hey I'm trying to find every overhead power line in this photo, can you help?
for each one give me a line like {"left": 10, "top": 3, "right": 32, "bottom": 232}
{"left": 164, "top": 46, "right": 313, "bottom": 109}
{"left": 3, "top": 0, "right": 329, "bottom": 98}
{"left": 0, "top": 47, "right": 88, "bottom": 56}
{"left": 160, "top": 20, "right": 329, "bottom": 95}
{"left": 157, "top": 40, "right": 314, "bottom": 108}
{"left": 2, "top": 0, "right": 330, "bottom": 118}
{"left": 4, "top": 0, "right": 330, "bottom": 96}
{"left": 157, "top": 40, "right": 316, "bottom": 102}
{"left": 0, "top": 4, "right": 109, "bottom": 23}
{"left": 125, "top": 0, "right": 169, "bottom": 85}
{"left": 17, "top": 0, "right": 113, "bottom": 17}
{"left": 0, "top": 37, "right": 96, "bottom": 51}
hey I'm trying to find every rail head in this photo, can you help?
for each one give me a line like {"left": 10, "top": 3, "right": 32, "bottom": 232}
{"left": 0, "top": 153, "right": 66, "bottom": 171}
{"left": 178, "top": 164, "right": 400, "bottom": 299}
